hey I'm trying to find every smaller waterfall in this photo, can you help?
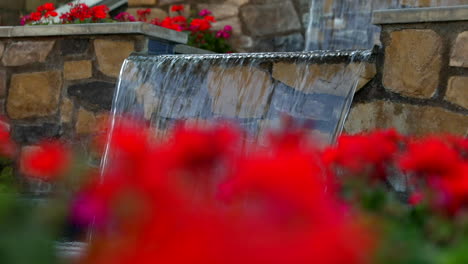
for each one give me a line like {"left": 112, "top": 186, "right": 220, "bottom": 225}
{"left": 103, "top": 50, "right": 372, "bottom": 172}
{"left": 306, "top": 0, "right": 460, "bottom": 50}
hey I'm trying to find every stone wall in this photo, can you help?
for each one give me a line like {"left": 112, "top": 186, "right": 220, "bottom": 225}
{"left": 0, "top": 34, "right": 147, "bottom": 166}
{"left": 127, "top": 0, "right": 311, "bottom": 52}
{"left": 345, "top": 11, "right": 468, "bottom": 136}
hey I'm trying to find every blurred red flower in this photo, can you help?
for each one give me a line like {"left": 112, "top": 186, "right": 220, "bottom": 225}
{"left": 20, "top": 141, "right": 71, "bottom": 181}
{"left": 171, "top": 5, "right": 184, "bottom": 12}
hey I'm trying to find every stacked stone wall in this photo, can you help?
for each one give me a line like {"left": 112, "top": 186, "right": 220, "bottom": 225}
{"left": 0, "top": 35, "right": 147, "bottom": 166}
{"left": 345, "top": 20, "right": 468, "bottom": 136}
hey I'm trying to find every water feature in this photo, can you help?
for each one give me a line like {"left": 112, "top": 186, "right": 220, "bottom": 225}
{"left": 306, "top": 0, "right": 461, "bottom": 50}
{"left": 105, "top": 50, "right": 371, "bottom": 156}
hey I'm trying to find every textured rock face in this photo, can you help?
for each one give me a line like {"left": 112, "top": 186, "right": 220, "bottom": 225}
{"left": 240, "top": 1, "right": 301, "bottom": 37}
{"left": 68, "top": 81, "right": 115, "bottom": 111}
{"left": 272, "top": 62, "right": 360, "bottom": 96}
{"left": 0, "top": 42, "right": 4, "bottom": 58}
{"left": 94, "top": 39, "right": 135, "bottom": 78}
{"left": 12, "top": 123, "right": 62, "bottom": 144}
{"left": 7, "top": 71, "right": 62, "bottom": 119}
{"left": 197, "top": 4, "right": 239, "bottom": 20}
{"left": 61, "top": 38, "right": 89, "bottom": 55}
{"left": 0, "top": 71, "right": 6, "bottom": 98}
{"left": 383, "top": 29, "right": 442, "bottom": 98}
{"left": 345, "top": 101, "right": 468, "bottom": 136}
{"left": 75, "top": 108, "right": 96, "bottom": 135}
{"left": 356, "top": 63, "right": 377, "bottom": 91}
{"left": 206, "top": 66, "right": 272, "bottom": 118}
{"left": 2, "top": 41, "right": 55, "bottom": 66}
{"left": 64, "top": 60, "right": 92, "bottom": 81}
{"left": 446, "top": 77, "right": 468, "bottom": 109}
{"left": 60, "top": 98, "right": 74, "bottom": 124}
{"left": 128, "top": 0, "right": 157, "bottom": 6}
{"left": 450, "top": 31, "right": 468, "bottom": 68}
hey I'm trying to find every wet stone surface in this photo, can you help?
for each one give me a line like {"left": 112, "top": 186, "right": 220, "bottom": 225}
{"left": 68, "top": 81, "right": 115, "bottom": 111}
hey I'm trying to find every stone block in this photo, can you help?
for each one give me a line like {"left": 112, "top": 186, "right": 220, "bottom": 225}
{"left": 60, "top": 97, "right": 74, "bottom": 123}
{"left": 206, "top": 66, "right": 272, "bottom": 118}
{"left": 2, "top": 40, "right": 55, "bottom": 66}
{"left": 272, "top": 62, "right": 359, "bottom": 96}
{"left": 450, "top": 31, "right": 468, "bottom": 68}
{"left": 94, "top": 39, "right": 135, "bottom": 78}
{"left": 349, "top": 62, "right": 377, "bottom": 91}
{"left": 446, "top": 76, "right": 468, "bottom": 109}
{"left": 273, "top": 33, "right": 305, "bottom": 52}
{"left": 0, "top": 1, "right": 25, "bottom": 10}
{"left": 0, "top": 71, "right": 6, "bottom": 98}
{"left": 226, "top": 0, "right": 249, "bottom": 5}
{"left": 240, "top": 1, "right": 301, "bottom": 37}
{"left": 26, "top": 0, "right": 53, "bottom": 12}
{"left": 64, "top": 60, "right": 92, "bottom": 80}
{"left": 345, "top": 101, "right": 468, "bottom": 136}
{"left": 128, "top": 0, "right": 157, "bottom": 6}
{"left": 61, "top": 38, "right": 89, "bottom": 56}
{"left": 7, "top": 71, "right": 62, "bottom": 119}
{"left": 0, "top": 42, "right": 4, "bottom": 58}
{"left": 383, "top": 29, "right": 442, "bottom": 98}
{"left": 197, "top": 4, "right": 239, "bottom": 20}
{"left": 12, "top": 123, "right": 61, "bottom": 144}
{"left": 68, "top": 81, "right": 115, "bottom": 110}
{"left": 75, "top": 108, "right": 96, "bottom": 135}
{"left": 126, "top": 8, "right": 168, "bottom": 22}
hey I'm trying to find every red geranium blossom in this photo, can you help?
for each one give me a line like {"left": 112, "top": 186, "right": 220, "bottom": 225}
{"left": 171, "top": 5, "right": 184, "bottom": 12}
{"left": 20, "top": 141, "right": 71, "bottom": 181}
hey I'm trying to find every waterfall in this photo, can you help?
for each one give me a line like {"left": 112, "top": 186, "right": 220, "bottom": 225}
{"left": 100, "top": 50, "right": 372, "bottom": 173}
{"left": 306, "top": 0, "right": 458, "bottom": 50}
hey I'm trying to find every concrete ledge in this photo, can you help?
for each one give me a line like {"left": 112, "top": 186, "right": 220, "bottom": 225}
{"left": 0, "top": 22, "right": 188, "bottom": 44}
{"left": 174, "top": 44, "right": 216, "bottom": 54}
{"left": 373, "top": 5, "right": 468, "bottom": 24}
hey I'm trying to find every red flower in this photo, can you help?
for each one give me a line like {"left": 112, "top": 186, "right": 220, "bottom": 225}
{"left": 324, "top": 129, "right": 402, "bottom": 179}
{"left": 30, "top": 12, "right": 42, "bottom": 21}
{"left": 91, "top": 5, "right": 109, "bottom": 20}
{"left": 190, "top": 18, "right": 211, "bottom": 31}
{"left": 204, "top": 15, "right": 216, "bottom": 22}
{"left": 136, "top": 8, "right": 151, "bottom": 21}
{"left": 20, "top": 141, "right": 71, "bottom": 181}
{"left": 171, "top": 5, "right": 184, "bottom": 12}
{"left": 399, "top": 137, "right": 462, "bottom": 177}
{"left": 37, "top": 3, "right": 55, "bottom": 12}
{"left": 0, "top": 120, "right": 16, "bottom": 158}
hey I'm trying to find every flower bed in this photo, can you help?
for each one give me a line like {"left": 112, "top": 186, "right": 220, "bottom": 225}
{"left": 21, "top": 3, "right": 233, "bottom": 53}
{"left": 0, "top": 114, "right": 467, "bottom": 263}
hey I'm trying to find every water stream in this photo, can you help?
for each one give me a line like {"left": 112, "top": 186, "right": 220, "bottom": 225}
{"left": 103, "top": 50, "right": 371, "bottom": 168}
{"left": 306, "top": 0, "right": 461, "bottom": 50}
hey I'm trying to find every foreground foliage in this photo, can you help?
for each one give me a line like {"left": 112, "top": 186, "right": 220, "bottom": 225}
{"left": 0, "top": 116, "right": 467, "bottom": 263}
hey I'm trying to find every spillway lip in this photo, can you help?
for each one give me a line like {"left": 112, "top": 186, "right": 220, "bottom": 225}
{"left": 128, "top": 48, "right": 376, "bottom": 64}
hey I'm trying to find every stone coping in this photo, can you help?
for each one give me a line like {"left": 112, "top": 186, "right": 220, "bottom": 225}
{"left": 173, "top": 44, "right": 216, "bottom": 54}
{"left": 373, "top": 5, "right": 468, "bottom": 24}
{"left": 0, "top": 22, "right": 188, "bottom": 44}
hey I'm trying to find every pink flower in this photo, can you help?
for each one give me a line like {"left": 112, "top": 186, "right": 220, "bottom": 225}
{"left": 199, "top": 9, "right": 212, "bottom": 17}
{"left": 224, "top": 25, "right": 233, "bottom": 32}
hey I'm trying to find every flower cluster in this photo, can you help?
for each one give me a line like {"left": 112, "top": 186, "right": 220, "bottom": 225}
{"left": 59, "top": 3, "right": 109, "bottom": 23}
{"left": 20, "top": 3, "right": 58, "bottom": 25}
{"left": 76, "top": 119, "right": 377, "bottom": 264}
{"left": 21, "top": 2, "right": 110, "bottom": 25}
{"left": 115, "top": 5, "right": 234, "bottom": 53}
